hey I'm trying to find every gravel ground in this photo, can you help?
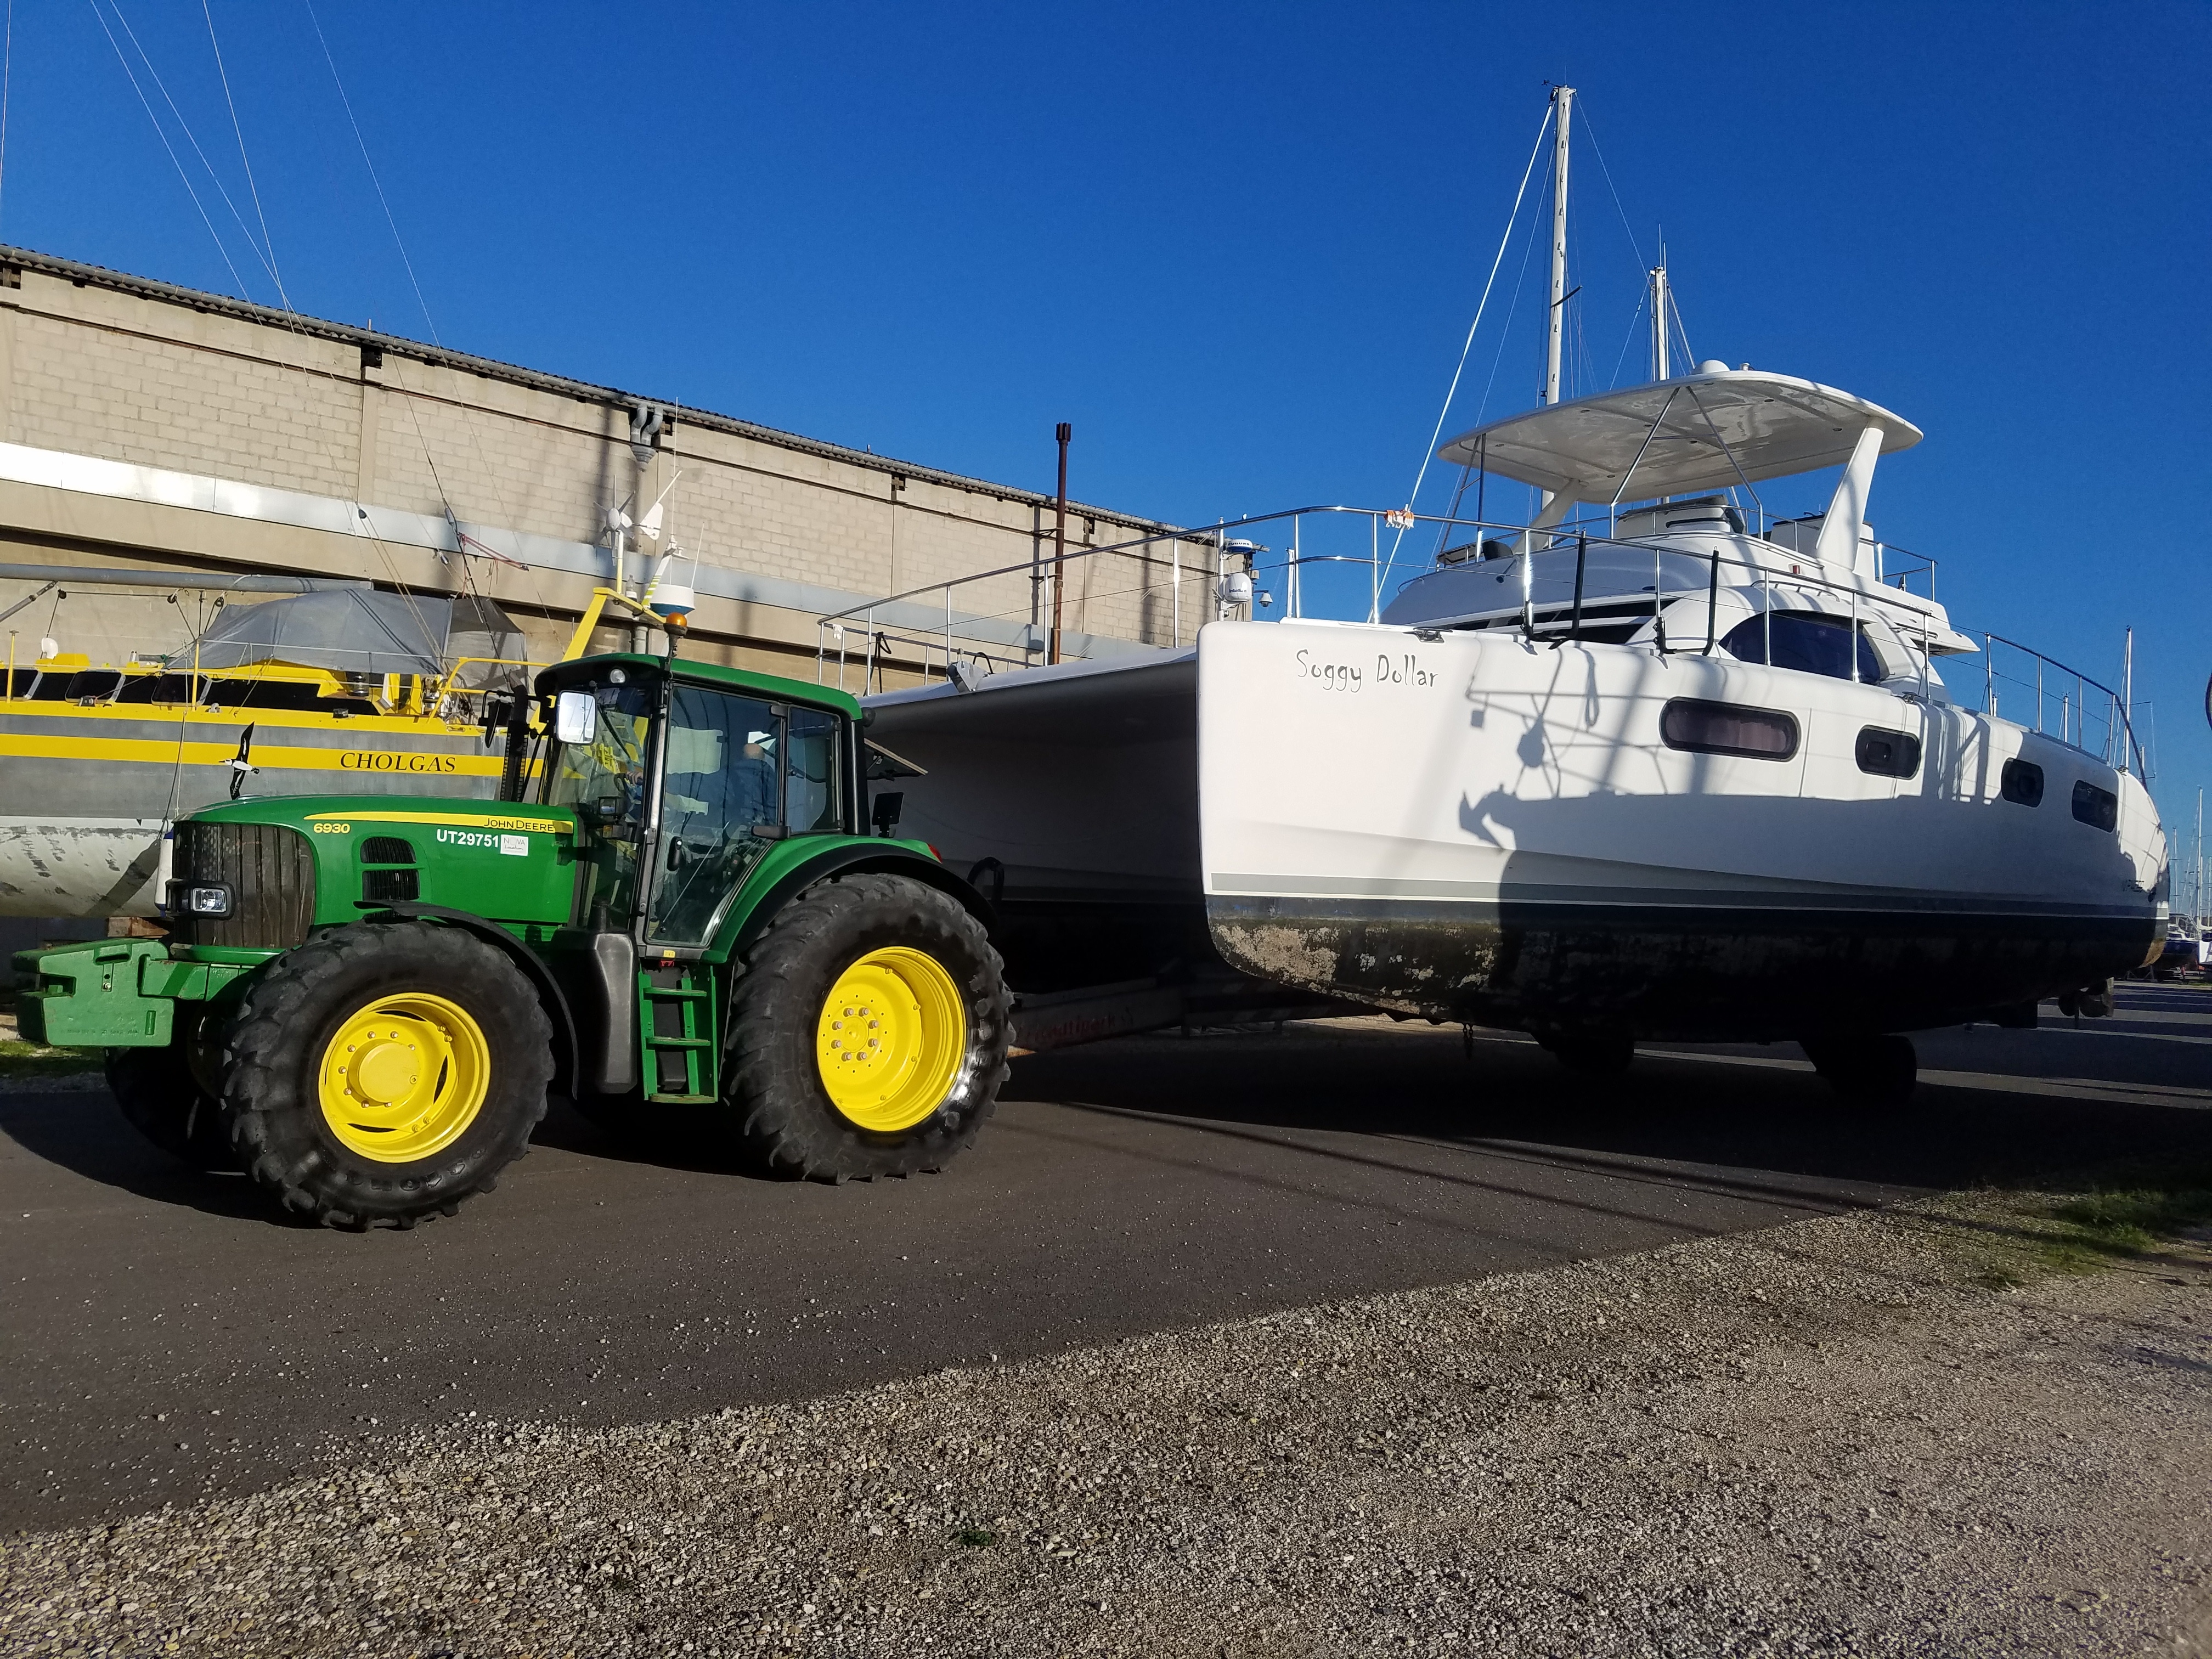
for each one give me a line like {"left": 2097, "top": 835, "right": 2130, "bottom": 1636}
{"left": 4, "top": 1196, "right": 2208, "bottom": 1658}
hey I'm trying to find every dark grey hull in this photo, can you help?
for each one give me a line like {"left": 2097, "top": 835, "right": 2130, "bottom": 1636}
{"left": 1207, "top": 893, "right": 2160, "bottom": 1041}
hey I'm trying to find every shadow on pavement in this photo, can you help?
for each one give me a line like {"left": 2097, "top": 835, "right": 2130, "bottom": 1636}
{"left": 1002, "top": 1017, "right": 2212, "bottom": 1201}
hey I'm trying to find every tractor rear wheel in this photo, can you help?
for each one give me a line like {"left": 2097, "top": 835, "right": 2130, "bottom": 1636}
{"left": 722, "top": 872, "right": 1009, "bottom": 1182}
{"left": 217, "top": 921, "right": 552, "bottom": 1228}
{"left": 108, "top": 1041, "right": 232, "bottom": 1169}
{"left": 1800, "top": 1034, "right": 1917, "bottom": 1107}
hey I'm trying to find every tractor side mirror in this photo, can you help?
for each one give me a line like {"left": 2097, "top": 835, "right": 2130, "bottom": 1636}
{"left": 554, "top": 690, "right": 597, "bottom": 745}
{"left": 871, "top": 791, "right": 905, "bottom": 838}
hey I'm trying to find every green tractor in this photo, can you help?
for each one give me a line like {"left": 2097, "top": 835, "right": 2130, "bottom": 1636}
{"left": 12, "top": 652, "right": 1009, "bottom": 1227}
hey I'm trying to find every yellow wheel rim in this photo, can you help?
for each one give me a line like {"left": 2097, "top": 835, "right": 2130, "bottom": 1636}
{"left": 815, "top": 946, "right": 967, "bottom": 1133}
{"left": 317, "top": 992, "right": 490, "bottom": 1163}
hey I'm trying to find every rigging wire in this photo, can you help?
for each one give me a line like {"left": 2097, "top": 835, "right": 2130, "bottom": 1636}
{"left": 84, "top": 0, "right": 253, "bottom": 300}
{"left": 1606, "top": 289, "right": 1649, "bottom": 390}
{"left": 302, "top": 0, "right": 557, "bottom": 640}
{"left": 0, "top": 0, "right": 13, "bottom": 233}
{"left": 1575, "top": 111, "right": 1648, "bottom": 274}
{"left": 303, "top": 0, "right": 438, "bottom": 347}
{"left": 200, "top": 0, "right": 287, "bottom": 309}
{"left": 1375, "top": 103, "right": 1554, "bottom": 597}
{"left": 1472, "top": 179, "right": 1547, "bottom": 432}
{"left": 103, "top": 0, "right": 284, "bottom": 297}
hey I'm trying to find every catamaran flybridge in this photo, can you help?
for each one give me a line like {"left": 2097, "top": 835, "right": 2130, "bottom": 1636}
{"left": 838, "top": 88, "right": 2166, "bottom": 1100}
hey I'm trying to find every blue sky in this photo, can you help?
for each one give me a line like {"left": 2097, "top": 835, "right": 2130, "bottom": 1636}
{"left": 9, "top": 2, "right": 2212, "bottom": 850}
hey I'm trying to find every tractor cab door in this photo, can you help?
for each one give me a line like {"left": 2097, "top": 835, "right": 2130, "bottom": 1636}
{"left": 645, "top": 687, "right": 848, "bottom": 946}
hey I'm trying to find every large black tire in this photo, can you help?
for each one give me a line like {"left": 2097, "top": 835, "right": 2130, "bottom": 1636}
{"left": 723, "top": 872, "right": 1009, "bottom": 1182}
{"left": 1538, "top": 1029, "right": 1635, "bottom": 1076}
{"left": 1800, "top": 1034, "right": 1917, "bottom": 1107}
{"left": 107, "top": 1041, "right": 232, "bottom": 1169}
{"left": 217, "top": 921, "right": 554, "bottom": 1228}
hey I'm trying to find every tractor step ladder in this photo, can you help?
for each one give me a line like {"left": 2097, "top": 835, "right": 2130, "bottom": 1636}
{"left": 639, "top": 966, "right": 717, "bottom": 1104}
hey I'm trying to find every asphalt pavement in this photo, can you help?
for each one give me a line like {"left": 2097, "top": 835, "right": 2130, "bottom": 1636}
{"left": 4, "top": 987, "right": 2208, "bottom": 1534}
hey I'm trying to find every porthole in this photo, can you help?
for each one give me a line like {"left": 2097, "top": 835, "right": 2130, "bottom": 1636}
{"left": 2000, "top": 759, "right": 2044, "bottom": 808}
{"left": 1854, "top": 726, "right": 1921, "bottom": 779}
{"left": 2071, "top": 780, "right": 2118, "bottom": 832}
{"left": 1660, "top": 698, "right": 1800, "bottom": 761}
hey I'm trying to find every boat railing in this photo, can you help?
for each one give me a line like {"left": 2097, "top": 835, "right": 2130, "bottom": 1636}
{"left": 808, "top": 504, "right": 2143, "bottom": 777}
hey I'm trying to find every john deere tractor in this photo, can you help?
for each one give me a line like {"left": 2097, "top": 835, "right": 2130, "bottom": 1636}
{"left": 13, "top": 652, "right": 1009, "bottom": 1227}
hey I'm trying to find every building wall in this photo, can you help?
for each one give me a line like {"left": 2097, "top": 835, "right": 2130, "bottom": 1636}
{"left": 0, "top": 251, "right": 1222, "bottom": 688}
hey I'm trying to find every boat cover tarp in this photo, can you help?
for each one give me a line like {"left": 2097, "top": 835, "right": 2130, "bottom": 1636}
{"left": 1436, "top": 369, "right": 1922, "bottom": 500}
{"left": 193, "top": 589, "right": 526, "bottom": 684}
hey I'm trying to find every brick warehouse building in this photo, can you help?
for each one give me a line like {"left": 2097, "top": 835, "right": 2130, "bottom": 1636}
{"left": 0, "top": 245, "right": 1210, "bottom": 684}
{"left": 0, "top": 245, "right": 1215, "bottom": 951}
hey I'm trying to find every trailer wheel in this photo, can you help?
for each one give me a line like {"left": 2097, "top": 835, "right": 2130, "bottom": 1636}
{"left": 108, "top": 1042, "right": 232, "bottom": 1169}
{"left": 1537, "top": 1030, "right": 1634, "bottom": 1076}
{"left": 217, "top": 921, "right": 552, "bottom": 1228}
{"left": 723, "top": 872, "right": 1009, "bottom": 1182}
{"left": 1799, "top": 1034, "right": 1917, "bottom": 1106}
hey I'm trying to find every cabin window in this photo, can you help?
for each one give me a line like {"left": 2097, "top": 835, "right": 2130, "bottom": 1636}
{"left": 115, "top": 673, "right": 205, "bottom": 705}
{"left": 1660, "top": 698, "right": 1800, "bottom": 761}
{"left": 1854, "top": 726, "right": 1921, "bottom": 779}
{"left": 1720, "top": 611, "right": 1883, "bottom": 684}
{"left": 2071, "top": 780, "right": 2118, "bottom": 832}
{"left": 2000, "top": 759, "right": 2044, "bottom": 807}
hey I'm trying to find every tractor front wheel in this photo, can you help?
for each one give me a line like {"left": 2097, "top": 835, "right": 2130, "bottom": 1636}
{"left": 722, "top": 872, "right": 1009, "bottom": 1182}
{"left": 217, "top": 921, "right": 553, "bottom": 1228}
{"left": 108, "top": 1040, "right": 232, "bottom": 1169}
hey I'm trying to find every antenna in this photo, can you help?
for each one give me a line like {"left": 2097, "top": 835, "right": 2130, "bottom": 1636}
{"left": 1650, "top": 233, "right": 1671, "bottom": 383}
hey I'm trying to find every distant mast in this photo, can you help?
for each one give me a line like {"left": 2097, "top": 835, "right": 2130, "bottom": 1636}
{"left": 1649, "top": 242, "right": 1672, "bottom": 383}
{"left": 1540, "top": 84, "right": 1574, "bottom": 518}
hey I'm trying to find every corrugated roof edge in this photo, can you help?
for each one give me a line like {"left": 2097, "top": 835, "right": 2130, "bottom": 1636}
{"left": 0, "top": 243, "right": 1187, "bottom": 539}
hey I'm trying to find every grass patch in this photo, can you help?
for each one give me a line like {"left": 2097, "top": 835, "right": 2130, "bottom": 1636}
{"left": 0, "top": 1037, "right": 100, "bottom": 1080}
{"left": 1942, "top": 1165, "right": 2212, "bottom": 1289}
{"left": 955, "top": 1528, "right": 997, "bottom": 1548}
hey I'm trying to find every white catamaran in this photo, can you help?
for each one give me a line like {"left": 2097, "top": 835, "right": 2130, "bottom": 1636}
{"left": 851, "top": 86, "right": 2165, "bottom": 1098}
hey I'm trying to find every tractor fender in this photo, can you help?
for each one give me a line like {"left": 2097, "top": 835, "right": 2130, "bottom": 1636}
{"left": 359, "top": 901, "right": 580, "bottom": 1098}
{"left": 716, "top": 842, "right": 996, "bottom": 966}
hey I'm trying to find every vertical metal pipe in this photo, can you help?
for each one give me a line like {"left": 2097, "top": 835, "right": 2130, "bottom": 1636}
{"left": 2120, "top": 625, "right": 2134, "bottom": 774}
{"left": 1521, "top": 537, "right": 1534, "bottom": 639}
{"left": 1370, "top": 515, "right": 1380, "bottom": 624}
{"left": 1172, "top": 541, "right": 1181, "bottom": 646}
{"left": 1568, "top": 534, "right": 1586, "bottom": 640}
{"left": 1048, "top": 422, "right": 1071, "bottom": 665}
{"left": 1704, "top": 546, "right": 1719, "bottom": 653}
{"left": 1651, "top": 547, "right": 1663, "bottom": 653}
{"left": 1849, "top": 586, "right": 1859, "bottom": 682}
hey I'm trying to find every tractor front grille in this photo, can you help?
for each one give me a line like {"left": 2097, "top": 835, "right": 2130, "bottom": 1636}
{"left": 171, "top": 820, "right": 317, "bottom": 949}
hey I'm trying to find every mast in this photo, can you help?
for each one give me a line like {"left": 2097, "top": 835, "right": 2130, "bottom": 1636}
{"left": 1544, "top": 86, "right": 1573, "bottom": 409}
{"left": 1649, "top": 240, "right": 1671, "bottom": 383}
{"left": 1539, "top": 84, "right": 1573, "bottom": 523}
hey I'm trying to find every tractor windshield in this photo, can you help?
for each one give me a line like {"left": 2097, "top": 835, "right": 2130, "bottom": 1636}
{"left": 544, "top": 673, "right": 658, "bottom": 926}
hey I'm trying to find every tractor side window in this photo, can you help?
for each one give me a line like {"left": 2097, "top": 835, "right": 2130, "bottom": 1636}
{"left": 545, "top": 676, "right": 658, "bottom": 925}
{"left": 647, "top": 686, "right": 781, "bottom": 947}
{"left": 785, "top": 707, "right": 844, "bottom": 834}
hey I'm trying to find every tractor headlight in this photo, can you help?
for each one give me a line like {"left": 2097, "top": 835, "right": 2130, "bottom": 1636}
{"left": 183, "top": 883, "right": 233, "bottom": 917}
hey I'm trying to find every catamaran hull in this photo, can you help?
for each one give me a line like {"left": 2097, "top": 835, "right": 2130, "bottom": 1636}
{"left": 1198, "top": 620, "right": 2164, "bottom": 1037}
